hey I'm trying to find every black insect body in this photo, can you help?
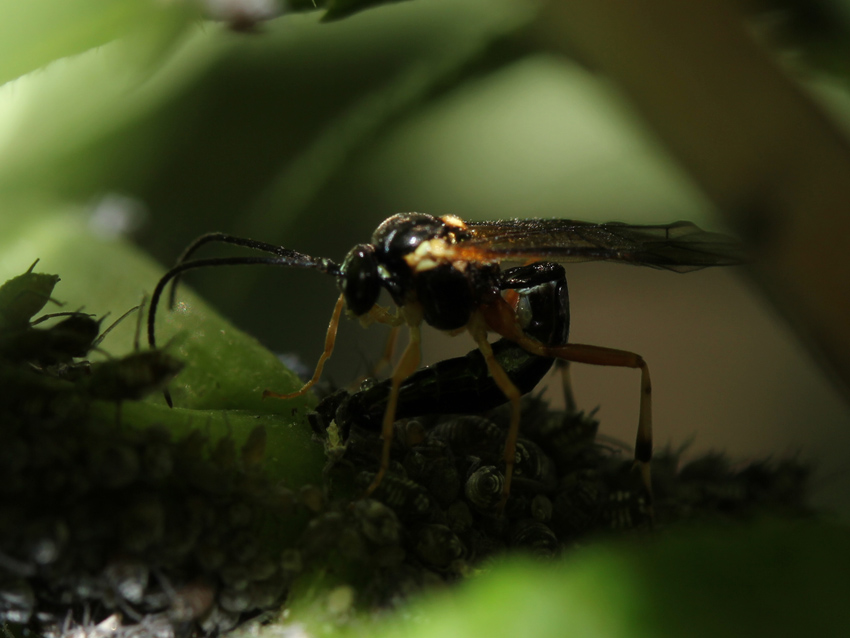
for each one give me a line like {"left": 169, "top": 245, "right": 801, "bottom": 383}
{"left": 0, "top": 261, "right": 62, "bottom": 331}
{"left": 0, "top": 271, "right": 181, "bottom": 409}
{"left": 340, "top": 261, "right": 569, "bottom": 424}
{"left": 0, "top": 313, "right": 100, "bottom": 366}
{"left": 83, "top": 350, "right": 184, "bottom": 403}
{"left": 148, "top": 213, "right": 745, "bottom": 506}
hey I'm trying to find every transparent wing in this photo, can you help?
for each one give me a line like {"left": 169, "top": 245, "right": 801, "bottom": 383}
{"left": 445, "top": 219, "right": 746, "bottom": 272}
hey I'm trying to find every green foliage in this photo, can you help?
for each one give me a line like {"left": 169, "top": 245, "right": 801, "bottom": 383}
{"left": 1, "top": 0, "right": 849, "bottom": 635}
{"left": 0, "top": 0, "right": 201, "bottom": 87}
{"left": 323, "top": 0, "right": 410, "bottom": 21}
{"left": 0, "top": 208, "right": 324, "bottom": 488}
{"left": 238, "top": 519, "right": 849, "bottom": 638}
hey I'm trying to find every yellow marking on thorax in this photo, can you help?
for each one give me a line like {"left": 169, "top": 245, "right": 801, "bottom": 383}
{"left": 403, "top": 238, "right": 456, "bottom": 272}
{"left": 441, "top": 214, "right": 468, "bottom": 229}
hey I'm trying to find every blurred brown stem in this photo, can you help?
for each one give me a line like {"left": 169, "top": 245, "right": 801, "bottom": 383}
{"left": 536, "top": 0, "right": 850, "bottom": 395}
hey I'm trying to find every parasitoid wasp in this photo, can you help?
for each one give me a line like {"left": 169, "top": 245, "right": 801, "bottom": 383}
{"left": 147, "top": 212, "right": 745, "bottom": 508}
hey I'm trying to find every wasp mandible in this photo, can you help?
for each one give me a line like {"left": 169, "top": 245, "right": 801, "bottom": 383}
{"left": 148, "top": 213, "right": 745, "bottom": 507}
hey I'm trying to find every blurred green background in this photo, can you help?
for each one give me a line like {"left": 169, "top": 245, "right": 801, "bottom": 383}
{"left": 1, "top": 0, "right": 850, "bottom": 522}
{"left": 5, "top": 1, "right": 850, "bottom": 635}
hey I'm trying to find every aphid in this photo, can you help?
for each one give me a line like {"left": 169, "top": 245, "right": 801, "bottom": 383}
{"left": 148, "top": 213, "right": 744, "bottom": 507}
{"left": 0, "top": 313, "right": 100, "bottom": 366}
{"left": 167, "top": 580, "right": 215, "bottom": 623}
{"left": 0, "top": 261, "right": 61, "bottom": 331}
{"left": 103, "top": 558, "right": 149, "bottom": 605}
{"left": 530, "top": 494, "right": 553, "bottom": 523}
{"left": 464, "top": 465, "right": 505, "bottom": 512}
{"left": 217, "top": 587, "right": 252, "bottom": 614}
{"left": 351, "top": 499, "right": 402, "bottom": 547}
{"left": 509, "top": 518, "right": 558, "bottom": 556}
{"left": 355, "top": 471, "right": 431, "bottom": 521}
{"left": 82, "top": 352, "right": 183, "bottom": 403}
{"left": 401, "top": 441, "right": 460, "bottom": 507}
{"left": 0, "top": 576, "right": 35, "bottom": 624}
{"left": 512, "top": 439, "right": 558, "bottom": 492}
{"left": 85, "top": 299, "right": 184, "bottom": 405}
{"left": 551, "top": 469, "right": 606, "bottom": 536}
{"left": 445, "top": 501, "right": 474, "bottom": 534}
{"left": 428, "top": 416, "right": 505, "bottom": 455}
{"left": 0, "top": 265, "right": 137, "bottom": 370}
{"left": 518, "top": 403, "right": 601, "bottom": 467}
{"left": 601, "top": 490, "right": 650, "bottom": 531}
{"left": 197, "top": 605, "right": 239, "bottom": 635}
{"left": 413, "top": 524, "right": 464, "bottom": 569}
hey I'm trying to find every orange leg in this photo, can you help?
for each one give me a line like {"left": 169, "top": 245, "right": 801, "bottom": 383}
{"left": 348, "top": 324, "right": 400, "bottom": 391}
{"left": 556, "top": 360, "right": 577, "bottom": 413}
{"left": 519, "top": 337, "right": 653, "bottom": 499}
{"left": 361, "top": 304, "right": 405, "bottom": 328}
{"left": 468, "top": 320, "right": 522, "bottom": 513}
{"left": 480, "top": 297, "right": 654, "bottom": 502}
{"left": 369, "top": 324, "right": 401, "bottom": 379}
{"left": 363, "top": 323, "right": 422, "bottom": 498}
{"left": 263, "top": 293, "right": 345, "bottom": 400}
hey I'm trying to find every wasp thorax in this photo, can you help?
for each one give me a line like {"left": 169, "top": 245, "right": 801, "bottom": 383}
{"left": 371, "top": 213, "right": 446, "bottom": 257}
{"left": 414, "top": 263, "right": 474, "bottom": 331}
{"left": 339, "top": 244, "right": 380, "bottom": 316}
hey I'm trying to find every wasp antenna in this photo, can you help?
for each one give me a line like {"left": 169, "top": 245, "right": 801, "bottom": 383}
{"left": 148, "top": 253, "right": 341, "bottom": 349}
{"left": 166, "top": 232, "right": 341, "bottom": 308}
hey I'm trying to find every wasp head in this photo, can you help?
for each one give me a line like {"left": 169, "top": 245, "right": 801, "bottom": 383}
{"left": 338, "top": 244, "right": 380, "bottom": 316}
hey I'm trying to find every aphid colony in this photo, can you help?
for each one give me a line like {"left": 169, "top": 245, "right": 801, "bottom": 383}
{"left": 0, "top": 267, "right": 305, "bottom": 636}
{"left": 0, "top": 264, "right": 809, "bottom": 638}
{"left": 310, "top": 384, "right": 810, "bottom": 572}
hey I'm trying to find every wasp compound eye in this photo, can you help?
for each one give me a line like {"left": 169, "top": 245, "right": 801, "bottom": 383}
{"left": 339, "top": 244, "right": 380, "bottom": 316}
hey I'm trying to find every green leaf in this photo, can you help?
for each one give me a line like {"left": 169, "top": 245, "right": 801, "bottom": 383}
{"left": 0, "top": 0, "right": 201, "bottom": 88}
{"left": 330, "top": 520, "right": 849, "bottom": 638}
{"left": 0, "top": 199, "right": 325, "bottom": 490}
{"left": 322, "top": 0, "right": 411, "bottom": 22}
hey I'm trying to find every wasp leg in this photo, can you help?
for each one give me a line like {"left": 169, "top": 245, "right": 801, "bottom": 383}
{"left": 515, "top": 337, "right": 654, "bottom": 505}
{"left": 363, "top": 323, "right": 422, "bottom": 498}
{"left": 355, "top": 306, "right": 405, "bottom": 385}
{"left": 489, "top": 262, "right": 572, "bottom": 511}
{"left": 347, "top": 324, "right": 400, "bottom": 394}
{"left": 370, "top": 324, "right": 400, "bottom": 379}
{"left": 360, "top": 304, "right": 405, "bottom": 328}
{"left": 263, "top": 293, "right": 345, "bottom": 400}
{"left": 556, "top": 360, "right": 577, "bottom": 413}
{"left": 468, "top": 318, "right": 522, "bottom": 513}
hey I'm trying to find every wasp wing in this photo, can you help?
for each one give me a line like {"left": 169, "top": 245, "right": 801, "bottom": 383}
{"left": 446, "top": 219, "right": 746, "bottom": 272}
